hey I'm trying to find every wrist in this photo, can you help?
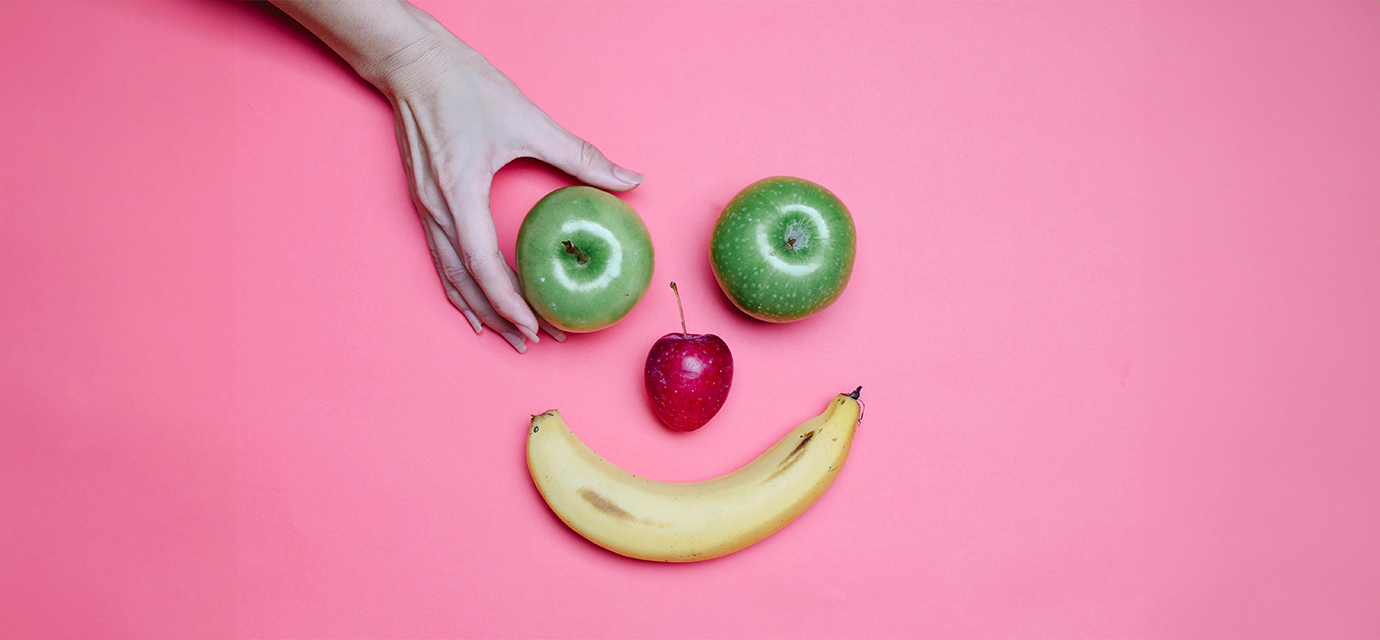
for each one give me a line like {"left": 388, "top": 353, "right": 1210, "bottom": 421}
{"left": 334, "top": 8, "right": 436, "bottom": 90}
{"left": 272, "top": 0, "right": 436, "bottom": 90}
{"left": 367, "top": 29, "right": 487, "bottom": 99}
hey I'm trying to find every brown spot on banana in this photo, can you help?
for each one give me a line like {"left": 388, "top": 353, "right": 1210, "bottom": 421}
{"left": 786, "top": 431, "right": 816, "bottom": 458}
{"left": 765, "top": 431, "right": 816, "bottom": 483}
{"left": 577, "top": 488, "right": 635, "bottom": 521}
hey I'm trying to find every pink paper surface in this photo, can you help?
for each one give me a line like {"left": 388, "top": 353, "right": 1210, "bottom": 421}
{"left": 1, "top": 1, "right": 1377, "bottom": 638}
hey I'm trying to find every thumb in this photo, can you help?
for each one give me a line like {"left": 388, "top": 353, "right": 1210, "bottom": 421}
{"left": 531, "top": 125, "right": 644, "bottom": 192}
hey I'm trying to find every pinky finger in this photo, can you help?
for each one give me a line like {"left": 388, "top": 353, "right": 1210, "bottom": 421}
{"left": 425, "top": 218, "right": 528, "bottom": 354}
{"left": 424, "top": 221, "right": 483, "bottom": 334}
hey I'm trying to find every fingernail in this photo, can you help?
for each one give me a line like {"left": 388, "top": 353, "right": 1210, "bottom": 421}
{"left": 614, "top": 166, "right": 645, "bottom": 186}
{"left": 501, "top": 331, "right": 527, "bottom": 353}
{"left": 548, "top": 327, "right": 567, "bottom": 343}
{"left": 518, "top": 325, "right": 540, "bottom": 343}
{"left": 462, "top": 310, "right": 482, "bottom": 334}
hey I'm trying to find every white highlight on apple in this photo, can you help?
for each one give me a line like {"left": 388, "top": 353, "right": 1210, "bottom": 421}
{"left": 681, "top": 355, "right": 705, "bottom": 377}
{"left": 781, "top": 204, "right": 831, "bottom": 239}
{"left": 756, "top": 203, "right": 824, "bottom": 276}
{"left": 552, "top": 219, "right": 622, "bottom": 291}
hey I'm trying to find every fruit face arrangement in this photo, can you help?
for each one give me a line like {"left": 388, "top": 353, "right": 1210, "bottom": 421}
{"left": 516, "top": 186, "right": 655, "bottom": 333}
{"left": 520, "top": 177, "right": 860, "bottom": 562}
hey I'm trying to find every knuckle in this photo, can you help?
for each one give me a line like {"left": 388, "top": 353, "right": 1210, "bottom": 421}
{"left": 440, "top": 262, "right": 471, "bottom": 284}
{"left": 412, "top": 184, "right": 445, "bottom": 215}
{"left": 414, "top": 198, "right": 456, "bottom": 240}
{"left": 430, "top": 214, "right": 456, "bottom": 239}
{"left": 578, "top": 140, "right": 603, "bottom": 171}
{"left": 430, "top": 149, "right": 488, "bottom": 194}
{"left": 432, "top": 153, "right": 463, "bottom": 188}
{"left": 461, "top": 250, "right": 501, "bottom": 281}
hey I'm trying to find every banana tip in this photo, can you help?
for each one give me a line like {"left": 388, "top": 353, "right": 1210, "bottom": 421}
{"left": 847, "top": 386, "right": 861, "bottom": 400}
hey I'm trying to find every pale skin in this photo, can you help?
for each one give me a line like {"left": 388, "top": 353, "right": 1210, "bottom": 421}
{"left": 271, "top": 0, "right": 645, "bottom": 352}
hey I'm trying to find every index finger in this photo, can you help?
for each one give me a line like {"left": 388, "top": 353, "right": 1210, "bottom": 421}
{"left": 443, "top": 176, "right": 541, "bottom": 341}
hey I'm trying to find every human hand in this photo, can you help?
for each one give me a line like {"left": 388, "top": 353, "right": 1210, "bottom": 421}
{"left": 372, "top": 7, "right": 645, "bottom": 352}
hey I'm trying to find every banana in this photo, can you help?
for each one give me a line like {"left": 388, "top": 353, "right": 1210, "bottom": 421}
{"left": 527, "top": 387, "right": 863, "bottom": 562}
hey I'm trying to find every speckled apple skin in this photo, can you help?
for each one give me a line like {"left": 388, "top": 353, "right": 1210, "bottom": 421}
{"left": 644, "top": 333, "right": 733, "bottom": 432}
{"left": 709, "top": 176, "right": 856, "bottom": 322}
{"left": 516, "top": 186, "right": 654, "bottom": 333}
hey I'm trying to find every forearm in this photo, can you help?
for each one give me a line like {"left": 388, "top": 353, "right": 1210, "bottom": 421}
{"left": 270, "top": 0, "right": 433, "bottom": 88}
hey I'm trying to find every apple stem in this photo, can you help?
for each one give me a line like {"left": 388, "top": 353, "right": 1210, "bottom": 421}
{"left": 670, "top": 281, "right": 687, "bottom": 335}
{"left": 786, "top": 237, "right": 797, "bottom": 250}
{"left": 561, "top": 240, "right": 589, "bottom": 265}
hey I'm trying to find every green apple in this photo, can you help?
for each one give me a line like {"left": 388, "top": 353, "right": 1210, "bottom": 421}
{"left": 516, "top": 186, "right": 654, "bottom": 332}
{"left": 710, "top": 177, "right": 856, "bottom": 322}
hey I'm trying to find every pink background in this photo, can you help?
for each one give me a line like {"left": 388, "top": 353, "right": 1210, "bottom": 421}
{"left": 2, "top": 1, "right": 1377, "bottom": 638}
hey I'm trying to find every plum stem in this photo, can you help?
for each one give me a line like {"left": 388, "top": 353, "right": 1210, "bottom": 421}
{"left": 561, "top": 240, "right": 589, "bottom": 265}
{"left": 670, "top": 281, "right": 687, "bottom": 335}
